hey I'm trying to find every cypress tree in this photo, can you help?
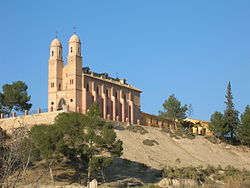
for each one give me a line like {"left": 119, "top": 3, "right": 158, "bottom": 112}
{"left": 224, "top": 81, "right": 239, "bottom": 141}
{"left": 237, "top": 105, "right": 250, "bottom": 146}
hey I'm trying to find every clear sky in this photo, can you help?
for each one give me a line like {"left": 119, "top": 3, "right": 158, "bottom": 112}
{"left": 0, "top": 0, "right": 250, "bottom": 121}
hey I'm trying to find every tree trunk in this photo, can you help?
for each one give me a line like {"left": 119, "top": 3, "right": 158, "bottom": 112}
{"left": 49, "top": 162, "right": 55, "bottom": 185}
{"left": 87, "top": 158, "right": 92, "bottom": 186}
{"left": 101, "top": 166, "right": 106, "bottom": 183}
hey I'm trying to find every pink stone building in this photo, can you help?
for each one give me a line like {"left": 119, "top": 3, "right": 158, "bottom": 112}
{"left": 48, "top": 34, "right": 142, "bottom": 124}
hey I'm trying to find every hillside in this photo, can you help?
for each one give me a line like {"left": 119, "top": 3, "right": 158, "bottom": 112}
{"left": 115, "top": 124, "right": 250, "bottom": 171}
{"left": 13, "top": 123, "right": 250, "bottom": 187}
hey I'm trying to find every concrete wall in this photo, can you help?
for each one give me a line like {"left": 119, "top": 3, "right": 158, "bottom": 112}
{"left": 0, "top": 111, "right": 63, "bottom": 132}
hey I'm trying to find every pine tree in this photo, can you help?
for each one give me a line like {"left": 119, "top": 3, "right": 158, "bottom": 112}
{"left": 209, "top": 111, "right": 227, "bottom": 139}
{"left": 224, "top": 81, "right": 239, "bottom": 141}
{"left": 237, "top": 105, "right": 250, "bottom": 146}
{"left": 159, "top": 94, "right": 189, "bottom": 129}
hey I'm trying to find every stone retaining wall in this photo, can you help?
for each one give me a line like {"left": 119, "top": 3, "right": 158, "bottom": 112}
{"left": 0, "top": 110, "right": 64, "bottom": 132}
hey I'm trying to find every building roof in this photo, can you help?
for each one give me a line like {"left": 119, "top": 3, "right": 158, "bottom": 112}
{"left": 82, "top": 67, "right": 142, "bottom": 92}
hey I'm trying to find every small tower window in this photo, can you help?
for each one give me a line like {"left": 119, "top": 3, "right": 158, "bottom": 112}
{"left": 58, "top": 84, "right": 61, "bottom": 91}
{"left": 59, "top": 50, "right": 61, "bottom": 57}
{"left": 70, "top": 99, "right": 73, "bottom": 102}
{"left": 78, "top": 47, "right": 80, "bottom": 53}
{"left": 70, "top": 79, "right": 74, "bottom": 85}
{"left": 52, "top": 51, "right": 54, "bottom": 56}
{"left": 51, "top": 82, "right": 54, "bottom": 88}
{"left": 70, "top": 47, "right": 73, "bottom": 53}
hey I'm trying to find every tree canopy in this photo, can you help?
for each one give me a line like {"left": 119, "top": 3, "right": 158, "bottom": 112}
{"left": 209, "top": 82, "right": 239, "bottom": 143}
{"left": 159, "top": 94, "right": 189, "bottom": 125}
{"left": 25, "top": 103, "right": 123, "bottom": 184}
{"left": 0, "top": 81, "right": 32, "bottom": 116}
{"left": 224, "top": 81, "right": 239, "bottom": 140}
{"left": 209, "top": 111, "right": 227, "bottom": 139}
{"left": 237, "top": 105, "right": 250, "bottom": 146}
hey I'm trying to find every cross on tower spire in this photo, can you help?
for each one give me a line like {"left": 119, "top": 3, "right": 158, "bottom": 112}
{"left": 73, "top": 26, "right": 76, "bottom": 34}
{"left": 55, "top": 31, "right": 58, "bottom": 38}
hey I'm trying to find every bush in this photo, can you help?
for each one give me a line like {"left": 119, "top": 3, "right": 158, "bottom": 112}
{"left": 163, "top": 166, "right": 203, "bottom": 181}
{"left": 175, "top": 158, "right": 181, "bottom": 164}
{"left": 143, "top": 139, "right": 159, "bottom": 146}
{"left": 127, "top": 125, "right": 149, "bottom": 135}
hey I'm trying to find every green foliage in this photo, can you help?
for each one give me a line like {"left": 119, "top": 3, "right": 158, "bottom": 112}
{"left": 175, "top": 158, "right": 181, "bottom": 164}
{"left": 142, "top": 139, "right": 159, "bottom": 146}
{"left": 0, "top": 81, "right": 32, "bottom": 116}
{"left": 224, "top": 82, "right": 239, "bottom": 140}
{"left": 126, "top": 125, "right": 149, "bottom": 135}
{"left": 159, "top": 94, "right": 188, "bottom": 122}
{"left": 162, "top": 165, "right": 250, "bottom": 184}
{"left": 163, "top": 166, "right": 203, "bottom": 180}
{"left": 26, "top": 124, "right": 62, "bottom": 162}
{"left": 237, "top": 105, "right": 250, "bottom": 145}
{"left": 209, "top": 112, "right": 227, "bottom": 139}
{"left": 25, "top": 103, "right": 123, "bottom": 183}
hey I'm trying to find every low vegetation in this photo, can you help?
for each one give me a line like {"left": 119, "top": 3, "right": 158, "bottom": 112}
{"left": 142, "top": 139, "right": 159, "bottom": 146}
{"left": 126, "top": 125, "right": 149, "bottom": 135}
{"left": 163, "top": 165, "right": 250, "bottom": 185}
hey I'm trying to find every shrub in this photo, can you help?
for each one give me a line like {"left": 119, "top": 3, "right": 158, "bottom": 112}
{"left": 163, "top": 166, "right": 203, "bottom": 181}
{"left": 143, "top": 139, "right": 159, "bottom": 146}
{"left": 175, "top": 158, "right": 181, "bottom": 164}
{"left": 127, "top": 125, "right": 148, "bottom": 135}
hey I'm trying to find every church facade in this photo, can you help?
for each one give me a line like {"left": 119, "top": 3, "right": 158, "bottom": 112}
{"left": 48, "top": 34, "right": 142, "bottom": 124}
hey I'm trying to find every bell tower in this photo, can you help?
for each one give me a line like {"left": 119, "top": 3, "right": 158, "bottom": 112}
{"left": 48, "top": 38, "right": 63, "bottom": 112}
{"left": 66, "top": 34, "right": 83, "bottom": 111}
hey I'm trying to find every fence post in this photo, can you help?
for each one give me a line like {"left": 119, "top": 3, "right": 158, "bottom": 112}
{"left": 37, "top": 108, "right": 41, "bottom": 114}
{"left": 137, "top": 119, "right": 140, "bottom": 125}
{"left": 12, "top": 112, "right": 16, "bottom": 117}
{"left": 24, "top": 110, "right": 28, "bottom": 116}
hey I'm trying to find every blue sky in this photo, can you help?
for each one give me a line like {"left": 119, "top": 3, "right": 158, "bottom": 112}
{"left": 0, "top": 0, "right": 250, "bottom": 121}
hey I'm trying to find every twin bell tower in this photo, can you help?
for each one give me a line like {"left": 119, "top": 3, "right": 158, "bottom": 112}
{"left": 48, "top": 34, "right": 83, "bottom": 112}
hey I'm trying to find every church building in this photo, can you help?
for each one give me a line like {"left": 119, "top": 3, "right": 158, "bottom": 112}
{"left": 48, "top": 34, "right": 142, "bottom": 124}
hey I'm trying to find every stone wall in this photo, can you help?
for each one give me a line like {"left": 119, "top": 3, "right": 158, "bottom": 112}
{"left": 0, "top": 110, "right": 64, "bottom": 132}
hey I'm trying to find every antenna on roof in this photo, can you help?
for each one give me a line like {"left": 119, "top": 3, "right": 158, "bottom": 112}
{"left": 116, "top": 72, "right": 119, "bottom": 79}
{"left": 73, "top": 26, "right": 76, "bottom": 34}
{"left": 55, "top": 31, "right": 58, "bottom": 38}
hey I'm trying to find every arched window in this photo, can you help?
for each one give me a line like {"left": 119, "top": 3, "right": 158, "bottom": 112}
{"left": 106, "top": 89, "right": 109, "bottom": 97}
{"left": 52, "top": 51, "right": 54, "bottom": 56}
{"left": 59, "top": 50, "right": 61, "bottom": 57}
{"left": 86, "top": 84, "right": 89, "bottom": 91}
{"left": 70, "top": 47, "right": 73, "bottom": 53}
{"left": 58, "top": 84, "right": 61, "bottom": 91}
{"left": 58, "top": 98, "right": 66, "bottom": 110}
